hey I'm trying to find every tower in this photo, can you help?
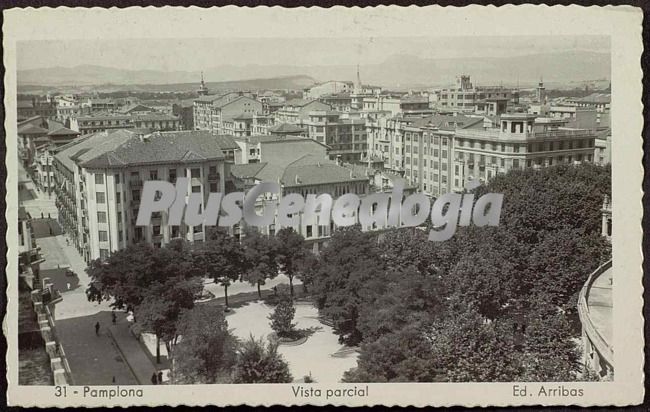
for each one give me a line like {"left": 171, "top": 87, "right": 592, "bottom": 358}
{"left": 355, "top": 64, "right": 362, "bottom": 94}
{"left": 197, "top": 71, "right": 209, "bottom": 96}
{"left": 536, "top": 76, "right": 546, "bottom": 103}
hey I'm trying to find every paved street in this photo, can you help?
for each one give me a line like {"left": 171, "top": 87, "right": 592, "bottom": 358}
{"left": 20, "top": 175, "right": 157, "bottom": 385}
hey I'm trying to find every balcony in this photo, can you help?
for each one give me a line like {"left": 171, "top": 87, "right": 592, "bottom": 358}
{"left": 207, "top": 173, "right": 220, "bottom": 182}
{"left": 131, "top": 199, "right": 141, "bottom": 208}
{"left": 130, "top": 179, "right": 144, "bottom": 188}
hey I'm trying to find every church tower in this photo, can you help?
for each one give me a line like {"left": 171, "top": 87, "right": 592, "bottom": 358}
{"left": 197, "top": 71, "right": 209, "bottom": 96}
{"left": 536, "top": 76, "right": 546, "bottom": 103}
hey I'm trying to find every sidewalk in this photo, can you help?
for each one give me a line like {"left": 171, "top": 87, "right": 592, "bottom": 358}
{"left": 55, "top": 311, "right": 138, "bottom": 385}
{"left": 108, "top": 316, "right": 159, "bottom": 385}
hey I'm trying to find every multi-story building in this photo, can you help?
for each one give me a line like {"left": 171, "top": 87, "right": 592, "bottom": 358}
{"left": 274, "top": 99, "right": 332, "bottom": 125}
{"left": 251, "top": 114, "right": 276, "bottom": 135}
{"left": 452, "top": 113, "right": 597, "bottom": 190}
{"left": 234, "top": 134, "right": 329, "bottom": 164}
{"left": 55, "top": 95, "right": 82, "bottom": 123}
{"left": 318, "top": 93, "right": 353, "bottom": 112}
{"left": 230, "top": 152, "right": 369, "bottom": 253}
{"left": 83, "top": 98, "right": 119, "bottom": 113}
{"left": 366, "top": 114, "right": 484, "bottom": 176}
{"left": 306, "top": 110, "right": 368, "bottom": 162}
{"left": 17, "top": 97, "right": 57, "bottom": 121}
{"left": 565, "top": 93, "right": 611, "bottom": 113}
{"left": 171, "top": 99, "right": 195, "bottom": 130}
{"left": 436, "top": 75, "right": 512, "bottom": 113}
{"left": 193, "top": 92, "right": 261, "bottom": 132}
{"left": 131, "top": 113, "right": 181, "bottom": 131}
{"left": 52, "top": 130, "right": 240, "bottom": 261}
{"left": 70, "top": 114, "right": 133, "bottom": 135}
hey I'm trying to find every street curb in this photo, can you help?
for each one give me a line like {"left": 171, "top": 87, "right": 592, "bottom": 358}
{"left": 106, "top": 326, "right": 143, "bottom": 385}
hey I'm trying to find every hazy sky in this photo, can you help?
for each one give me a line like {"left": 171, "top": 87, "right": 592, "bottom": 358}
{"left": 18, "top": 35, "right": 609, "bottom": 71}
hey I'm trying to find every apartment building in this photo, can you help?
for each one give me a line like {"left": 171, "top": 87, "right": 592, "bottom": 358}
{"left": 52, "top": 130, "right": 240, "bottom": 261}
{"left": 274, "top": 99, "right": 331, "bottom": 125}
{"left": 230, "top": 152, "right": 369, "bottom": 253}
{"left": 70, "top": 114, "right": 133, "bottom": 135}
{"left": 452, "top": 113, "right": 597, "bottom": 191}
{"left": 436, "top": 75, "right": 512, "bottom": 113}
{"left": 306, "top": 110, "right": 368, "bottom": 162}
{"left": 193, "top": 92, "right": 261, "bottom": 132}
{"left": 318, "top": 93, "right": 353, "bottom": 112}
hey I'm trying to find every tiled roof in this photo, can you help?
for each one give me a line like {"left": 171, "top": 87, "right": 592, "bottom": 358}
{"left": 18, "top": 124, "right": 49, "bottom": 135}
{"left": 248, "top": 134, "right": 309, "bottom": 145}
{"left": 230, "top": 163, "right": 268, "bottom": 179}
{"left": 212, "top": 134, "right": 240, "bottom": 151}
{"left": 118, "top": 103, "right": 155, "bottom": 114}
{"left": 410, "top": 114, "right": 484, "bottom": 130}
{"left": 283, "top": 161, "right": 367, "bottom": 187}
{"left": 48, "top": 127, "right": 80, "bottom": 136}
{"left": 54, "top": 130, "right": 135, "bottom": 171}
{"left": 80, "top": 130, "right": 230, "bottom": 169}
{"left": 573, "top": 93, "right": 611, "bottom": 104}
{"left": 268, "top": 123, "right": 306, "bottom": 134}
{"left": 282, "top": 98, "right": 318, "bottom": 107}
{"left": 131, "top": 113, "right": 179, "bottom": 122}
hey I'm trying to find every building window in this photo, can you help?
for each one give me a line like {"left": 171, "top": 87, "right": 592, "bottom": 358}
{"left": 99, "top": 249, "right": 110, "bottom": 260}
{"left": 306, "top": 226, "right": 313, "bottom": 238}
{"left": 98, "top": 230, "right": 108, "bottom": 242}
{"left": 115, "top": 174, "right": 120, "bottom": 184}
{"left": 97, "top": 211, "right": 107, "bottom": 223}
{"left": 96, "top": 192, "right": 106, "bottom": 203}
{"left": 153, "top": 226, "right": 161, "bottom": 236}
{"left": 132, "top": 190, "right": 140, "bottom": 202}
{"left": 192, "top": 185, "right": 201, "bottom": 193}
{"left": 209, "top": 183, "right": 218, "bottom": 192}
{"left": 191, "top": 168, "right": 201, "bottom": 178}
{"left": 169, "top": 169, "right": 177, "bottom": 182}
{"left": 95, "top": 174, "right": 104, "bottom": 184}
{"left": 117, "top": 211, "right": 122, "bottom": 222}
{"left": 150, "top": 170, "right": 158, "bottom": 180}
{"left": 116, "top": 192, "right": 121, "bottom": 204}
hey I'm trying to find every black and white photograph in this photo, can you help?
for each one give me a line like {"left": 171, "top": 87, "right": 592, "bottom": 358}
{"left": 4, "top": 5, "right": 644, "bottom": 408}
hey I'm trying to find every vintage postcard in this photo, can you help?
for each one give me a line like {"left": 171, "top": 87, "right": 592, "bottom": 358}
{"left": 3, "top": 4, "right": 644, "bottom": 407}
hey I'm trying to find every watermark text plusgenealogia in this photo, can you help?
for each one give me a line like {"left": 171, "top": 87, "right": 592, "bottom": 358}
{"left": 136, "top": 179, "right": 503, "bottom": 241}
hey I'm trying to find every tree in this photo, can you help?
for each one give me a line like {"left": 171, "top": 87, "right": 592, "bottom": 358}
{"left": 242, "top": 229, "right": 280, "bottom": 298}
{"left": 275, "top": 228, "right": 307, "bottom": 297}
{"left": 233, "top": 336, "right": 293, "bottom": 383}
{"left": 343, "top": 324, "right": 439, "bottom": 382}
{"left": 195, "top": 229, "right": 248, "bottom": 308}
{"left": 518, "top": 302, "right": 581, "bottom": 381}
{"left": 311, "top": 226, "right": 385, "bottom": 345}
{"left": 174, "top": 305, "right": 238, "bottom": 384}
{"left": 268, "top": 297, "right": 296, "bottom": 338}
{"left": 86, "top": 240, "right": 204, "bottom": 364}
{"left": 426, "top": 309, "right": 523, "bottom": 382}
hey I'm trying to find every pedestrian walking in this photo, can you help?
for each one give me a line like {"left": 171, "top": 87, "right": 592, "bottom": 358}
{"left": 66, "top": 282, "right": 71, "bottom": 291}
{"left": 48, "top": 212, "right": 51, "bottom": 219}
{"left": 95, "top": 321, "right": 100, "bottom": 336}
{"left": 151, "top": 373, "right": 158, "bottom": 385}
{"left": 66, "top": 238, "right": 69, "bottom": 246}
{"left": 112, "top": 311, "right": 117, "bottom": 325}
{"left": 112, "top": 376, "right": 116, "bottom": 384}
{"left": 41, "top": 212, "right": 44, "bottom": 219}
{"left": 49, "top": 227, "right": 53, "bottom": 236}
{"left": 157, "top": 371, "right": 163, "bottom": 384}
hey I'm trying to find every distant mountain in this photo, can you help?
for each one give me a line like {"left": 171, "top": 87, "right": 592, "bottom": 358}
{"left": 18, "top": 50, "right": 609, "bottom": 90}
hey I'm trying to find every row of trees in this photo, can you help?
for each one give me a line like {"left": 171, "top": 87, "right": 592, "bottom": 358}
{"left": 85, "top": 226, "right": 310, "bottom": 368}
{"left": 308, "top": 163, "right": 611, "bottom": 382}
